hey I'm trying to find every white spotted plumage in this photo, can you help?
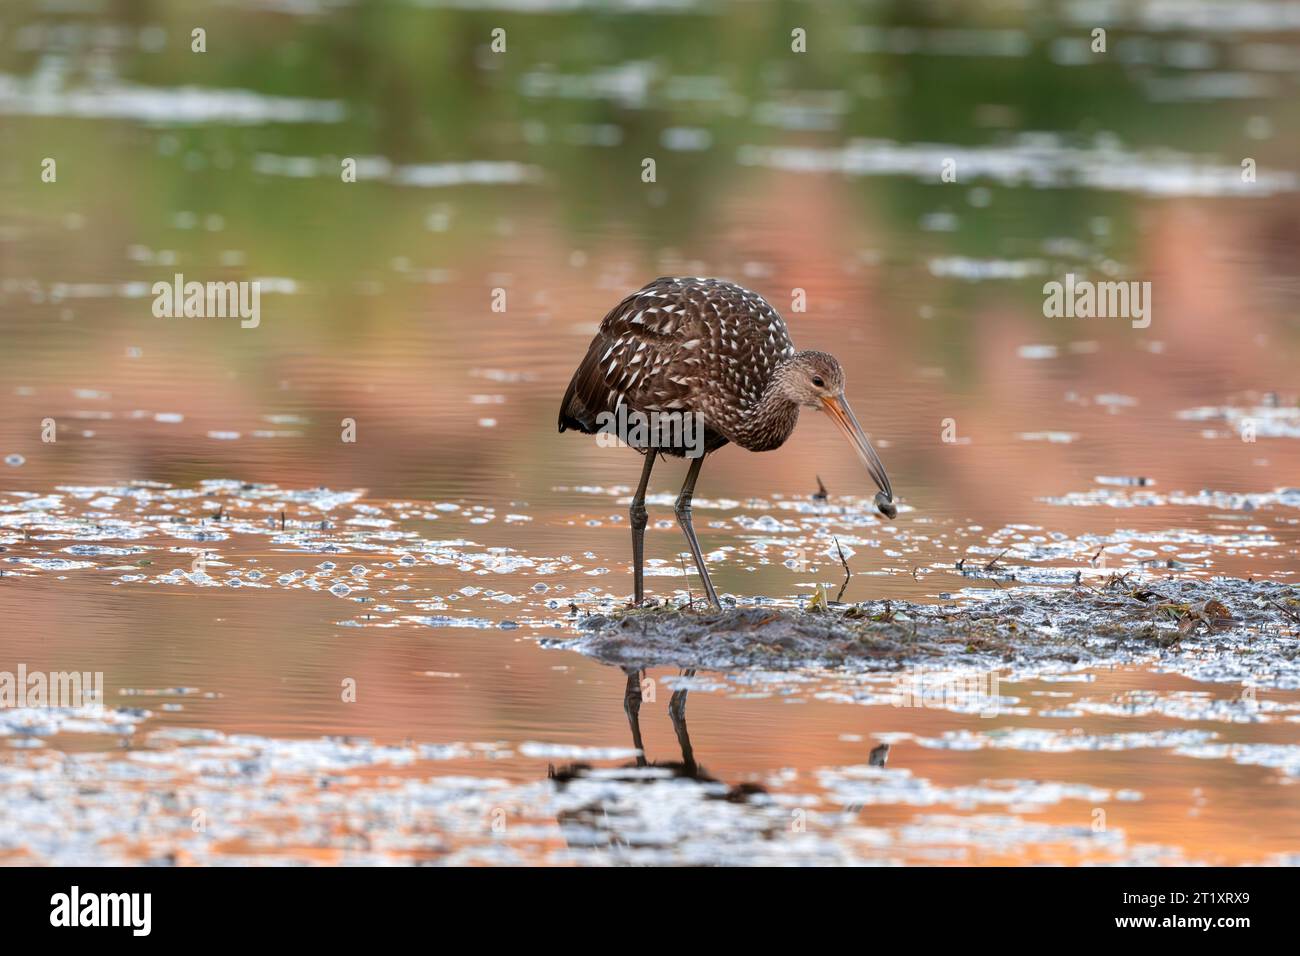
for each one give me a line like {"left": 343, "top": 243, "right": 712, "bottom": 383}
{"left": 558, "top": 276, "right": 798, "bottom": 455}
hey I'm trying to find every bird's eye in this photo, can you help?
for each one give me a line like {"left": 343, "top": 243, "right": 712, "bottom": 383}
{"left": 811, "top": 376, "right": 825, "bottom": 388}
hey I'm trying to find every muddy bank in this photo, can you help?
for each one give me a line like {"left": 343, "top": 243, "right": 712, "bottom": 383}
{"left": 567, "top": 576, "right": 1300, "bottom": 684}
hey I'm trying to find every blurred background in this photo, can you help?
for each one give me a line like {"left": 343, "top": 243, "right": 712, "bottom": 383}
{"left": 2, "top": 0, "right": 1297, "bottom": 523}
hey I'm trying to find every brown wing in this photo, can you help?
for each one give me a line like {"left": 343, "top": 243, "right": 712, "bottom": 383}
{"left": 558, "top": 277, "right": 794, "bottom": 442}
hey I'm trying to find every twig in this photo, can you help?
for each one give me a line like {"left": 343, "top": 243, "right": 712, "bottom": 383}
{"left": 1270, "top": 600, "right": 1300, "bottom": 625}
{"left": 679, "top": 553, "right": 693, "bottom": 609}
{"left": 984, "top": 548, "right": 1009, "bottom": 572}
{"left": 833, "top": 536, "right": 852, "bottom": 603}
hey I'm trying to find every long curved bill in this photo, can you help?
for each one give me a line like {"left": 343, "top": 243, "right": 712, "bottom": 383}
{"left": 820, "top": 394, "right": 897, "bottom": 519}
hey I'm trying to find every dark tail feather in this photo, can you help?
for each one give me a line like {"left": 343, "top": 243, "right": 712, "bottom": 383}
{"left": 557, "top": 376, "right": 580, "bottom": 432}
{"left": 558, "top": 346, "right": 604, "bottom": 434}
{"left": 558, "top": 372, "right": 593, "bottom": 434}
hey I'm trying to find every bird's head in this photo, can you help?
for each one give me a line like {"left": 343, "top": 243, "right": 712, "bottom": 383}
{"left": 777, "top": 350, "right": 897, "bottom": 520}
{"left": 774, "top": 350, "right": 845, "bottom": 407}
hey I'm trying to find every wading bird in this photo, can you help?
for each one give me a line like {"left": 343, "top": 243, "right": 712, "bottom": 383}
{"left": 559, "top": 277, "right": 896, "bottom": 609}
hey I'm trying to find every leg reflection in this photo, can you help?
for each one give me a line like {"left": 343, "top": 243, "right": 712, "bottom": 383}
{"left": 668, "top": 667, "right": 697, "bottom": 777}
{"left": 623, "top": 667, "right": 648, "bottom": 768}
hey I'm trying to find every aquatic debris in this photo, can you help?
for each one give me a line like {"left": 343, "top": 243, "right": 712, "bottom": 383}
{"left": 1095, "top": 476, "right": 1153, "bottom": 487}
{"left": 932, "top": 257, "right": 1045, "bottom": 281}
{"left": 520, "top": 742, "right": 641, "bottom": 761}
{"left": 409, "top": 615, "right": 496, "bottom": 629}
{"left": 1, "top": 706, "right": 148, "bottom": 740}
{"left": 904, "top": 726, "right": 1216, "bottom": 755}
{"left": 1178, "top": 403, "right": 1300, "bottom": 439}
{"left": 1042, "top": 486, "right": 1300, "bottom": 511}
{"left": 1018, "top": 431, "right": 1079, "bottom": 444}
{"left": 1165, "top": 599, "right": 1235, "bottom": 639}
{"left": 818, "top": 763, "right": 1128, "bottom": 811}
{"left": 570, "top": 578, "right": 1300, "bottom": 682}
{"left": 735, "top": 135, "right": 1299, "bottom": 198}
{"left": 1067, "top": 690, "right": 1299, "bottom": 726}
{"left": 254, "top": 154, "right": 542, "bottom": 189}
{"left": 0, "top": 75, "right": 346, "bottom": 125}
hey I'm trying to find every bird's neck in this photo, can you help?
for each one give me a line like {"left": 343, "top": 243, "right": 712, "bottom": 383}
{"left": 735, "top": 381, "right": 800, "bottom": 452}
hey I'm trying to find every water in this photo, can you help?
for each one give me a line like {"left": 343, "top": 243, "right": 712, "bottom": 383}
{"left": 1, "top": 0, "right": 1298, "bottom": 865}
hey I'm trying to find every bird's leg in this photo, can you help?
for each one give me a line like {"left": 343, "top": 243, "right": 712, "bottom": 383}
{"left": 630, "top": 451, "right": 655, "bottom": 605}
{"left": 623, "top": 668, "right": 648, "bottom": 768}
{"left": 669, "top": 668, "right": 697, "bottom": 776}
{"left": 674, "top": 455, "right": 721, "bottom": 609}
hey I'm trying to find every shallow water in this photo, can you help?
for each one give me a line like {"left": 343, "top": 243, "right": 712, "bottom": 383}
{"left": 1, "top": 0, "right": 1298, "bottom": 865}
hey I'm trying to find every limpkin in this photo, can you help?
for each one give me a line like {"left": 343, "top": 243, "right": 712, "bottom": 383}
{"left": 559, "top": 276, "right": 896, "bottom": 609}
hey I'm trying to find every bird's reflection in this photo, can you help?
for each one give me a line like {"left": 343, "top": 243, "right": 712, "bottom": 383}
{"left": 543, "top": 668, "right": 762, "bottom": 857}
{"left": 546, "top": 667, "right": 894, "bottom": 855}
{"left": 547, "top": 667, "right": 762, "bottom": 799}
